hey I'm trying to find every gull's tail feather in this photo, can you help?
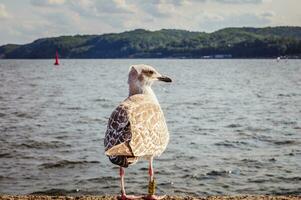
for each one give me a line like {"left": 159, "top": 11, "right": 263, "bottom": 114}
{"left": 105, "top": 142, "right": 133, "bottom": 156}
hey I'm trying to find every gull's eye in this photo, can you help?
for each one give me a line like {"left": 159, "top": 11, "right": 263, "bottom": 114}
{"left": 143, "top": 69, "right": 154, "bottom": 77}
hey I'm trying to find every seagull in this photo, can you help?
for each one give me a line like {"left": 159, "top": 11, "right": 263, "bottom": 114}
{"left": 104, "top": 64, "right": 172, "bottom": 200}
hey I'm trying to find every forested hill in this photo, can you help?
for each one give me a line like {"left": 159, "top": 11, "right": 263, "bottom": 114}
{"left": 1, "top": 26, "right": 301, "bottom": 59}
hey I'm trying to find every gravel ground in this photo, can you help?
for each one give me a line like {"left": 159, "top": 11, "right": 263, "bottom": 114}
{"left": 1, "top": 195, "right": 301, "bottom": 200}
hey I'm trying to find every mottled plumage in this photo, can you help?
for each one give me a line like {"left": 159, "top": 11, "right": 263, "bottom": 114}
{"left": 104, "top": 94, "right": 169, "bottom": 167}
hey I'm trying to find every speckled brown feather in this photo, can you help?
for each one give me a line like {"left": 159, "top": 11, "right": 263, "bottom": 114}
{"left": 104, "top": 94, "right": 169, "bottom": 166}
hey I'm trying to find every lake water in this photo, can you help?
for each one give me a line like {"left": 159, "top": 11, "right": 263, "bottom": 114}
{"left": 0, "top": 59, "right": 301, "bottom": 196}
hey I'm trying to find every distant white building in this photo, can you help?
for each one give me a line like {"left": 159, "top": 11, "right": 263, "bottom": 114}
{"left": 202, "top": 54, "right": 232, "bottom": 59}
{"left": 214, "top": 54, "right": 232, "bottom": 59}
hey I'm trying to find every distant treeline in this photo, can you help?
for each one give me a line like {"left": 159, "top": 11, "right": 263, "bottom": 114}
{"left": 1, "top": 26, "right": 301, "bottom": 59}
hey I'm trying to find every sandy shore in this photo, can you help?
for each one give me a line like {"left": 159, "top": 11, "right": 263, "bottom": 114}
{"left": 1, "top": 195, "right": 300, "bottom": 200}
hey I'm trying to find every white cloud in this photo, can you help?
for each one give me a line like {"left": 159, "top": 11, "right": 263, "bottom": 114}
{"left": 262, "top": 0, "right": 273, "bottom": 3}
{"left": 31, "top": 0, "right": 66, "bottom": 7}
{"left": 48, "top": 0, "right": 65, "bottom": 4}
{"left": 65, "top": 0, "right": 137, "bottom": 31}
{"left": 0, "top": 4, "right": 9, "bottom": 19}
{"left": 213, "top": 0, "right": 263, "bottom": 4}
{"left": 260, "top": 11, "right": 275, "bottom": 18}
{"left": 68, "top": 0, "right": 98, "bottom": 17}
{"left": 68, "top": 0, "right": 134, "bottom": 17}
{"left": 203, "top": 12, "right": 224, "bottom": 22}
{"left": 201, "top": 12, "right": 272, "bottom": 31}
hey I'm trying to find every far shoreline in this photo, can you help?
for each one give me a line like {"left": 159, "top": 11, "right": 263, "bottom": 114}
{"left": 0, "top": 58, "right": 301, "bottom": 60}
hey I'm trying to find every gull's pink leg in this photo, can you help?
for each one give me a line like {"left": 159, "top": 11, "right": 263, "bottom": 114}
{"left": 144, "top": 158, "right": 166, "bottom": 200}
{"left": 119, "top": 167, "right": 126, "bottom": 199}
{"left": 118, "top": 167, "right": 143, "bottom": 200}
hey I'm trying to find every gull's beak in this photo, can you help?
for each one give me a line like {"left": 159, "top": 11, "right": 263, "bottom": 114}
{"left": 157, "top": 75, "right": 172, "bottom": 82}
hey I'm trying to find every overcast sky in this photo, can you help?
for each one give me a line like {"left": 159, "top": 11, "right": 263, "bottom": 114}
{"left": 0, "top": 0, "right": 300, "bottom": 45}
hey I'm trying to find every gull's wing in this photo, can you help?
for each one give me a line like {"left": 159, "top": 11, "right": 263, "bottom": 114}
{"left": 124, "top": 95, "right": 169, "bottom": 157}
{"left": 104, "top": 105, "right": 133, "bottom": 156}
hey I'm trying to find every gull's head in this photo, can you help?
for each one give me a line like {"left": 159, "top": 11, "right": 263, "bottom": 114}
{"left": 128, "top": 64, "right": 172, "bottom": 89}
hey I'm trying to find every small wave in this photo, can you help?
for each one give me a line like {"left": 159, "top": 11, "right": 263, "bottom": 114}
{"left": 172, "top": 101, "right": 203, "bottom": 106}
{"left": 76, "top": 117, "right": 107, "bottom": 124}
{"left": 29, "top": 83, "right": 37, "bottom": 87}
{"left": 269, "top": 176, "right": 301, "bottom": 183}
{"left": 214, "top": 142, "right": 236, "bottom": 148}
{"left": 0, "top": 112, "right": 6, "bottom": 117}
{"left": 268, "top": 158, "right": 277, "bottom": 162}
{"left": 88, "top": 176, "right": 118, "bottom": 182}
{"left": 101, "top": 104, "right": 112, "bottom": 108}
{"left": 40, "top": 160, "right": 100, "bottom": 169}
{"left": 240, "top": 159, "right": 263, "bottom": 168}
{"left": 214, "top": 140, "right": 248, "bottom": 148}
{"left": 277, "top": 121, "right": 297, "bottom": 125}
{"left": 30, "top": 188, "right": 78, "bottom": 195}
{"left": 245, "top": 126, "right": 271, "bottom": 132}
{"left": 173, "top": 189, "right": 200, "bottom": 196}
{"left": 0, "top": 175, "right": 13, "bottom": 181}
{"left": 193, "top": 127, "right": 217, "bottom": 132}
{"left": 156, "top": 169, "right": 176, "bottom": 176}
{"left": 12, "top": 111, "right": 34, "bottom": 119}
{"left": 256, "top": 93, "right": 263, "bottom": 98}
{"left": 206, "top": 170, "right": 231, "bottom": 176}
{"left": 94, "top": 98, "right": 110, "bottom": 102}
{"left": 180, "top": 174, "right": 199, "bottom": 179}
{"left": 77, "top": 176, "right": 118, "bottom": 184}
{"left": 248, "top": 178, "right": 266, "bottom": 183}
{"left": 54, "top": 135, "right": 69, "bottom": 139}
{"left": 277, "top": 93, "right": 298, "bottom": 97}
{"left": 157, "top": 182, "right": 172, "bottom": 186}
{"left": 191, "top": 116, "right": 202, "bottom": 120}
{"left": 270, "top": 140, "right": 300, "bottom": 146}
{"left": 225, "top": 124, "right": 242, "bottom": 128}
{"left": 18, "top": 140, "right": 71, "bottom": 149}
{"left": 66, "top": 106, "right": 84, "bottom": 110}
{"left": 0, "top": 153, "right": 11, "bottom": 158}
{"left": 270, "top": 188, "right": 301, "bottom": 195}
{"left": 241, "top": 158, "right": 261, "bottom": 163}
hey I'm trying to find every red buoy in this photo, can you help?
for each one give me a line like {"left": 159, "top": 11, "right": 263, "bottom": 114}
{"left": 54, "top": 51, "right": 59, "bottom": 65}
